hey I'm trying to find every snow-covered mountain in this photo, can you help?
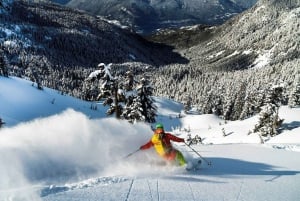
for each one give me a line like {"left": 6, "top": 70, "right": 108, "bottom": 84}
{"left": 0, "top": 0, "right": 185, "bottom": 68}
{"left": 67, "top": 0, "right": 257, "bottom": 34}
{"left": 215, "top": 0, "right": 300, "bottom": 68}
{"left": 165, "top": 0, "right": 300, "bottom": 70}
{"left": 149, "top": 0, "right": 299, "bottom": 120}
{"left": 0, "top": 0, "right": 188, "bottom": 99}
{"left": 1, "top": 76, "right": 300, "bottom": 201}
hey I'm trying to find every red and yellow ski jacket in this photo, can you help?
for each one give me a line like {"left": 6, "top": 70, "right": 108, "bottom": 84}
{"left": 140, "top": 128, "right": 185, "bottom": 158}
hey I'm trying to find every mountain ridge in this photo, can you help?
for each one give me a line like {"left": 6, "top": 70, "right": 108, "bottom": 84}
{"left": 67, "top": 0, "right": 257, "bottom": 34}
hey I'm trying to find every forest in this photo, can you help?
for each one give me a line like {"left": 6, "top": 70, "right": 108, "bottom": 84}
{"left": 1, "top": 0, "right": 300, "bottom": 136}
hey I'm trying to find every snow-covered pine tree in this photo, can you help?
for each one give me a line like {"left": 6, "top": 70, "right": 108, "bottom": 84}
{"left": 232, "top": 81, "right": 247, "bottom": 120}
{"left": 81, "top": 81, "right": 96, "bottom": 100}
{"left": 121, "top": 95, "right": 145, "bottom": 123}
{"left": 211, "top": 93, "right": 223, "bottom": 116}
{"left": 239, "top": 93, "right": 255, "bottom": 120}
{"left": 288, "top": 74, "right": 300, "bottom": 108}
{"left": 183, "top": 95, "right": 192, "bottom": 113}
{"left": 0, "top": 50, "right": 8, "bottom": 77}
{"left": 86, "top": 63, "right": 123, "bottom": 118}
{"left": 124, "top": 70, "right": 135, "bottom": 91}
{"left": 201, "top": 89, "right": 214, "bottom": 114}
{"left": 222, "top": 88, "right": 235, "bottom": 120}
{"left": 121, "top": 70, "right": 141, "bottom": 123}
{"left": 25, "top": 66, "right": 43, "bottom": 90}
{"left": 135, "top": 76, "right": 157, "bottom": 123}
{"left": 253, "top": 85, "right": 284, "bottom": 138}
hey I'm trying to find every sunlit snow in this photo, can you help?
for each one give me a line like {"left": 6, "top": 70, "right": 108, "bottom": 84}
{"left": 0, "top": 76, "right": 299, "bottom": 201}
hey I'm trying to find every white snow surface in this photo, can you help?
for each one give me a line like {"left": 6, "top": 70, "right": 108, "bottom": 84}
{"left": 252, "top": 50, "right": 272, "bottom": 68}
{"left": 0, "top": 76, "right": 300, "bottom": 201}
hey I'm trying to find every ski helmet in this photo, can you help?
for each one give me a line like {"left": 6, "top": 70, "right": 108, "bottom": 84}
{"left": 156, "top": 123, "right": 164, "bottom": 129}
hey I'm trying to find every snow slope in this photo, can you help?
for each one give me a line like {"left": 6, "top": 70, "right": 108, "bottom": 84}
{"left": 0, "top": 76, "right": 106, "bottom": 126}
{"left": 0, "top": 76, "right": 300, "bottom": 201}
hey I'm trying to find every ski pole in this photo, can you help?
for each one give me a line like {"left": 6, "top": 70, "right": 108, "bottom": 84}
{"left": 123, "top": 149, "right": 140, "bottom": 159}
{"left": 184, "top": 142, "right": 212, "bottom": 166}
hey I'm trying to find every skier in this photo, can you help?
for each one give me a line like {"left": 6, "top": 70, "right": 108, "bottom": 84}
{"left": 139, "top": 123, "right": 187, "bottom": 166}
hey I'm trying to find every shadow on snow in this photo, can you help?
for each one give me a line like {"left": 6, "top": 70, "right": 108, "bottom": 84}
{"left": 192, "top": 157, "right": 300, "bottom": 178}
{"left": 281, "top": 121, "right": 300, "bottom": 131}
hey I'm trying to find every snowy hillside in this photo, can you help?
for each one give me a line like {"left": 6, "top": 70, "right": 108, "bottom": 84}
{"left": 181, "top": 0, "right": 300, "bottom": 69}
{"left": 0, "top": 76, "right": 300, "bottom": 201}
{"left": 0, "top": 76, "right": 106, "bottom": 126}
{"left": 151, "top": 0, "right": 299, "bottom": 125}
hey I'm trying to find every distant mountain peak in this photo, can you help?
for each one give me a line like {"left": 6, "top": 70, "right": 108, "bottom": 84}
{"left": 66, "top": 0, "right": 258, "bottom": 34}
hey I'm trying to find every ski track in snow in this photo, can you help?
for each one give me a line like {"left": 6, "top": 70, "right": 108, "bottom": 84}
{"left": 40, "top": 176, "right": 129, "bottom": 197}
{"left": 188, "top": 183, "right": 196, "bottom": 201}
{"left": 40, "top": 144, "right": 300, "bottom": 201}
{"left": 235, "top": 180, "right": 244, "bottom": 201}
{"left": 268, "top": 144, "right": 300, "bottom": 152}
{"left": 125, "top": 179, "right": 134, "bottom": 201}
{"left": 39, "top": 151, "right": 204, "bottom": 200}
{"left": 146, "top": 180, "right": 154, "bottom": 201}
{"left": 156, "top": 180, "right": 160, "bottom": 201}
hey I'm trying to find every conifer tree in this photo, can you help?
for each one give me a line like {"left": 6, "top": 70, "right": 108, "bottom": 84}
{"left": 222, "top": 90, "right": 235, "bottom": 120}
{"left": 121, "top": 73, "right": 157, "bottom": 123}
{"left": 124, "top": 70, "right": 135, "bottom": 91}
{"left": 135, "top": 76, "right": 157, "bottom": 123}
{"left": 254, "top": 85, "right": 284, "bottom": 138}
{"left": 211, "top": 94, "right": 223, "bottom": 116}
{"left": 0, "top": 50, "right": 8, "bottom": 77}
{"left": 288, "top": 75, "right": 300, "bottom": 107}
{"left": 232, "top": 82, "right": 247, "bottom": 120}
{"left": 121, "top": 95, "right": 145, "bottom": 123}
{"left": 239, "top": 93, "right": 256, "bottom": 120}
{"left": 86, "top": 63, "right": 123, "bottom": 118}
{"left": 183, "top": 95, "right": 192, "bottom": 113}
{"left": 25, "top": 66, "right": 43, "bottom": 90}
